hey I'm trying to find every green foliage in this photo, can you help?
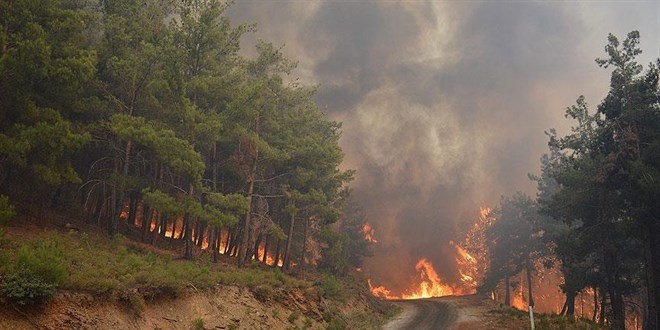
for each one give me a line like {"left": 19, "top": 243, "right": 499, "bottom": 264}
{"left": 252, "top": 285, "right": 275, "bottom": 302}
{"left": 0, "top": 0, "right": 94, "bottom": 200}
{"left": 0, "top": 0, "right": 359, "bottom": 305}
{"left": 0, "top": 195, "right": 15, "bottom": 226}
{"left": 287, "top": 310, "right": 301, "bottom": 323}
{"left": 109, "top": 114, "right": 205, "bottom": 183}
{"left": 539, "top": 31, "right": 659, "bottom": 328}
{"left": 318, "top": 204, "right": 372, "bottom": 277}
{"left": 0, "top": 230, "right": 309, "bottom": 301}
{"left": 1, "top": 266, "right": 57, "bottom": 306}
{"left": 142, "top": 189, "right": 184, "bottom": 217}
{"left": 192, "top": 317, "right": 204, "bottom": 330}
{"left": 317, "top": 274, "right": 345, "bottom": 300}
{"left": 325, "top": 319, "right": 347, "bottom": 330}
{"left": 0, "top": 238, "right": 68, "bottom": 305}
{"left": 118, "top": 289, "right": 146, "bottom": 315}
{"left": 303, "top": 317, "right": 313, "bottom": 329}
{"left": 481, "top": 192, "right": 548, "bottom": 293}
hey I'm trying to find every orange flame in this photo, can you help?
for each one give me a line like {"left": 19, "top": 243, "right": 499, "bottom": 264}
{"left": 453, "top": 242, "right": 478, "bottom": 290}
{"left": 368, "top": 258, "right": 464, "bottom": 300}
{"left": 511, "top": 291, "right": 527, "bottom": 310}
{"left": 367, "top": 206, "right": 491, "bottom": 301}
{"left": 402, "top": 258, "right": 456, "bottom": 299}
{"left": 362, "top": 223, "right": 378, "bottom": 243}
{"left": 480, "top": 206, "right": 491, "bottom": 220}
{"left": 256, "top": 245, "right": 284, "bottom": 267}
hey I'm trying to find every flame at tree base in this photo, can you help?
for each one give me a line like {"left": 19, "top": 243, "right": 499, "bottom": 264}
{"left": 368, "top": 258, "right": 474, "bottom": 300}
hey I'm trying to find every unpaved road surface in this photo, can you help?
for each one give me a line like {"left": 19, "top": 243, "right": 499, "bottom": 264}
{"left": 381, "top": 294, "right": 530, "bottom": 330}
{"left": 382, "top": 298, "right": 458, "bottom": 330}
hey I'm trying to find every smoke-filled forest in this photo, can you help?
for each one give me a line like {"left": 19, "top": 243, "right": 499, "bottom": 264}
{"left": 0, "top": 0, "right": 366, "bottom": 270}
{"left": 479, "top": 31, "right": 660, "bottom": 329}
{"left": 1, "top": 1, "right": 660, "bottom": 330}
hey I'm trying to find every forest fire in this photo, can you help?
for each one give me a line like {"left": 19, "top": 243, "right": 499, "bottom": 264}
{"left": 366, "top": 207, "right": 486, "bottom": 301}
{"left": 362, "top": 223, "right": 378, "bottom": 243}
{"left": 368, "top": 254, "right": 475, "bottom": 300}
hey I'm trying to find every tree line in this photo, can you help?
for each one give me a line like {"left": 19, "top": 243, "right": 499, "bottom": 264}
{"left": 0, "top": 0, "right": 368, "bottom": 276}
{"left": 478, "top": 31, "right": 660, "bottom": 330}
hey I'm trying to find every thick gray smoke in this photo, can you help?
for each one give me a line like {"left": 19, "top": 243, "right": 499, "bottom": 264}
{"left": 228, "top": 1, "right": 660, "bottom": 293}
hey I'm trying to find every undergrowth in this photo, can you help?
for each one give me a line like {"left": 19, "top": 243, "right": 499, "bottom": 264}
{"left": 0, "top": 229, "right": 307, "bottom": 305}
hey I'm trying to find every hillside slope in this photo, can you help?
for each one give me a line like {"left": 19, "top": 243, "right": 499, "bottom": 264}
{"left": 0, "top": 224, "right": 392, "bottom": 330}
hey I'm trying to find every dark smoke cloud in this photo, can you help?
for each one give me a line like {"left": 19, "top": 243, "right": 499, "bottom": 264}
{"left": 228, "top": 1, "right": 660, "bottom": 294}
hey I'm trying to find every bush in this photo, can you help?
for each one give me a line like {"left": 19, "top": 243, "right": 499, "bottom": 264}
{"left": 325, "top": 319, "right": 347, "bottom": 330}
{"left": 317, "top": 274, "right": 344, "bottom": 300}
{"left": 192, "top": 317, "right": 204, "bottom": 330}
{"left": 118, "top": 289, "right": 146, "bottom": 315}
{"left": 1, "top": 267, "right": 57, "bottom": 305}
{"left": 0, "top": 240, "right": 67, "bottom": 306}
{"left": 288, "top": 310, "right": 300, "bottom": 323}
{"left": 252, "top": 285, "right": 274, "bottom": 302}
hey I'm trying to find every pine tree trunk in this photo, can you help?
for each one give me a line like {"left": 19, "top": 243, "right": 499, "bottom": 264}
{"left": 273, "top": 240, "right": 282, "bottom": 268}
{"left": 141, "top": 206, "right": 153, "bottom": 242}
{"left": 90, "top": 189, "right": 104, "bottom": 224}
{"left": 283, "top": 210, "right": 296, "bottom": 272}
{"left": 253, "top": 234, "right": 262, "bottom": 261}
{"left": 643, "top": 220, "right": 659, "bottom": 330}
{"left": 238, "top": 164, "right": 256, "bottom": 267}
{"left": 566, "top": 291, "right": 576, "bottom": 318}
{"left": 238, "top": 114, "right": 260, "bottom": 267}
{"left": 299, "top": 216, "right": 309, "bottom": 274}
{"left": 224, "top": 229, "right": 232, "bottom": 255}
{"left": 504, "top": 275, "right": 511, "bottom": 306}
{"left": 599, "top": 288, "right": 606, "bottom": 325}
{"left": 262, "top": 236, "right": 269, "bottom": 264}
{"left": 212, "top": 227, "right": 220, "bottom": 263}
{"left": 605, "top": 248, "right": 625, "bottom": 330}
{"left": 592, "top": 288, "right": 598, "bottom": 324}
{"left": 184, "top": 183, "right": 195, "bottom": 260}
{"left": 111, "top": 139, "right": 132, "bottom": 236}
{"left": 127, "top": 193, "right": 138, "bottom": 227}
{"left": 526, "top": 258, "right": 535, "bottom": 309}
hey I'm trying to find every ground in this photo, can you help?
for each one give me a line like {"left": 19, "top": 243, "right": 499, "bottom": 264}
{"left": 382, "top": 294, "right": 600, "bottom": 330}
{"left": 1, "top": 285, "right": 333, "bottom": 330}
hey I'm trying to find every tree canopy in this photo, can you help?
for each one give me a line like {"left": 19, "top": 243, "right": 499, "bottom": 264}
{"left": 0, "top": 0, "right": 364, "bottom": 278}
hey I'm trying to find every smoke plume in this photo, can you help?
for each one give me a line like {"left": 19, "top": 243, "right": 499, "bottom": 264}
{"left": 228, "top": 1, "right": 660, "bottom": 294}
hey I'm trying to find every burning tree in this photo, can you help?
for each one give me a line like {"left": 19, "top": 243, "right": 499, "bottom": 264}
{"left": 479, "top": 192, "right": 549, "bottom": 310}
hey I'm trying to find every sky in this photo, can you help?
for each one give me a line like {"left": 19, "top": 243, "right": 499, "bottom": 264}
{"left": 227, "top": 0, "right": 660, "bottom": 293}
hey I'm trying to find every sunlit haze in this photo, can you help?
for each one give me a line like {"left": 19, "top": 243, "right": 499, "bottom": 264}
{"left": 228, "top": 1, "right": 660, "bottom": 297}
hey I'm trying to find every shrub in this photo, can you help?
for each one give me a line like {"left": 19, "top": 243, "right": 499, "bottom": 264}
{"left": 0, "top": 195, "right": 15, "bottom": 225}
{"left": 303, "top": 317, "right": 313, "bottom": 329}
{"left": 0, "top": 240, "right": 67, "bottom": 306}
{"left": 288, "top": 310, "right": 300, "bottom": 323}
{"left": 118, "top": 289, "right": 146, "bottom": 315}
{"left": 1, "top": 266, "right": 57, "bottom": 305}
{"left": 252, "top": 285, "right": 274, "bottom": 302}
{"left": 317, "top": 274, "right": 344, "bottom": 300}
{"left": 192, "top": 317, "right": 204, "bottom": 330}
{"left": 17, "top": 240, "right": 68, "bottom": 284}
{"left": 325, "top": 319, "right": 347, "bottom": 330}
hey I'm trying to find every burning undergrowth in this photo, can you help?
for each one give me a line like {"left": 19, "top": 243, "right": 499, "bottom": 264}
{"left": 362, "top": 208, "right": 487, "bottom": 300}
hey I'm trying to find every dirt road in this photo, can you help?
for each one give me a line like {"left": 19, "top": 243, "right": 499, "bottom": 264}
{"left": 381, "top": 294, "right": 527, "bottom": 330}
{"left": 382, "top": 298, "right": 458, "bottom": 330}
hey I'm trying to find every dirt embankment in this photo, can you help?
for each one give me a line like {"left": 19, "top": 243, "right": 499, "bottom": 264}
{"left": 0, "top": 285, "right": 351, "bottom": 330}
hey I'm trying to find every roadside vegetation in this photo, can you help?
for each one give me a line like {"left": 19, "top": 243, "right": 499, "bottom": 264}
{"left": 0, "top": 224, "right": 391, "bottom": 329}
{"left": 0, "top": 0, "right": 382, "bottom": 327}
{"left": 473, "top": 31, "right": 659, "bottom": 330}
